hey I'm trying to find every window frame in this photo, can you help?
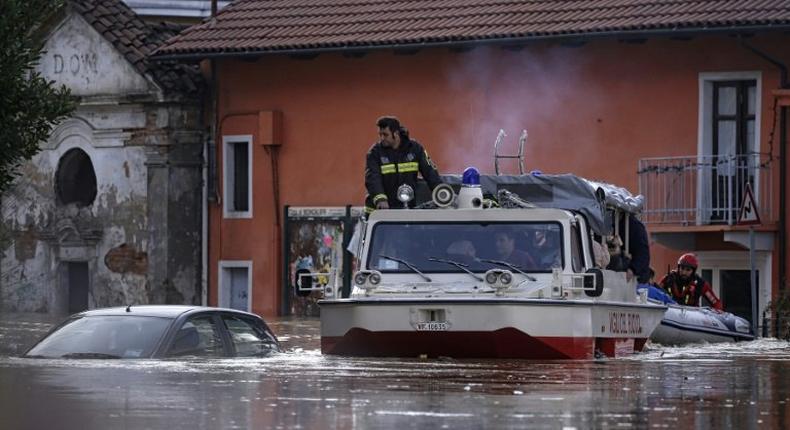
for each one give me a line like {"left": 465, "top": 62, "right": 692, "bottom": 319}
{"left": 569, "top": 222, "right": 585, "bottom": 273}
{"left": 220, "top": 313, "right": 279, "bottom": 357}
{"left": 165, "top": 313, "right": 231, "bottom": 358}
{"left": 697, "top": 72, "right": 762, "bottom": 224}
{"left": 222, "top": 135, "right": 253, "bottom": 219}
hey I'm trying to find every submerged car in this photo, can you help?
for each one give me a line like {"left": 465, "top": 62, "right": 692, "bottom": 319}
{"left": 24, "top": 305, "right": 281, "bottom": 359}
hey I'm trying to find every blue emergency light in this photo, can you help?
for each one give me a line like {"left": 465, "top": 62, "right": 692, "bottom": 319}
{"left": 462, "top": 167, "right": 480, "bottom": 186}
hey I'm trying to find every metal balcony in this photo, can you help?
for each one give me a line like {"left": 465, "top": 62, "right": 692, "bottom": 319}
{"left": 638, "top": 153, "right": 774, "bottom": 226}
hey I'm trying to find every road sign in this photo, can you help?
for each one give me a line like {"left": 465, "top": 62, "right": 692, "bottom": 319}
{"left": 737, "top": 183, "right": 761, "bottom": 226}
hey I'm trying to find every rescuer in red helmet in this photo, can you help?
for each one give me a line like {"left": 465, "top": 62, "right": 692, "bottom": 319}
{"left": 659, "top": 253, "right": 723, "bottom": 310}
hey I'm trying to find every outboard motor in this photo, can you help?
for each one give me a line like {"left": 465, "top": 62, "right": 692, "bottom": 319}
{"left": 457, "top": 167, "right": 484, "bottom": 209}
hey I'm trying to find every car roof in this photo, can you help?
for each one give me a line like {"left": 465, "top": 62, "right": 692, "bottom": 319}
{"left": 77, "top": 305, "right": 260, "bottom": 319}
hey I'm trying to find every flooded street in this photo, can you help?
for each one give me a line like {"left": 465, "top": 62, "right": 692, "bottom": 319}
{"left": 1, "top": 314, "right": 789, "bottom": 429}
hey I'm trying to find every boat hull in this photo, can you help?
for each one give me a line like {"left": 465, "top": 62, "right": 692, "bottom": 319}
{"left": 650, "top": 305, "right": 755, "bottom": 345}
{"left": 320, "top": 299, "right": 666, "bottom": 359}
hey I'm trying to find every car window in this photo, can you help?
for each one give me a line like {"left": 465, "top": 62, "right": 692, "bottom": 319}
{"left": 167, "top": 315, "right": 225, "bottom": 358}
{"left": 222, "top": 315, "right": 278, "bottom": 357}
{"left": 25, "top": 316, "right": 171, "bottom": 359}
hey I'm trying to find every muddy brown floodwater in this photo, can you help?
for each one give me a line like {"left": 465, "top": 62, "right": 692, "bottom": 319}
{"left": 1, "top": 313, "right": 789, "bottom": 429}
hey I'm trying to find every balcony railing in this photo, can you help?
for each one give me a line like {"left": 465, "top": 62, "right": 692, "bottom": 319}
{"left": 638, "top": 153, "right": 773, "bottom": 226}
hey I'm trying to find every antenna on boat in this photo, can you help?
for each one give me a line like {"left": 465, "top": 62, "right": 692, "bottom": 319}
{"left": 493, "top": 129, "right": 526, "bottom": 175}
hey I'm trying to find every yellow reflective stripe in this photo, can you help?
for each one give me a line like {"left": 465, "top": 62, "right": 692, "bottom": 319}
{"left": 397, "top": 162, "right": 418, "bottom": 173}
{"left": 380, "top": 163, "right": 396, "bottom": 174}
{"left": 373, "top": 194, "right": 388, "bottom": 203}
{"left": 364, "top": 206, "right": 375, "bottom": 213}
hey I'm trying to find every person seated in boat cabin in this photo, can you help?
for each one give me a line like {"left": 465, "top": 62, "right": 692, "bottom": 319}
{"left": 493, "top": 230, "right": 536, "bottom": 269}
{"left": 526, "top": 228, "right": 561, "bottom": 270}
{"left": 446, "top": 239, "right": 478, "bottom": 264}
{"left": 659, "top": 253, "right": 722, "bottom": 310}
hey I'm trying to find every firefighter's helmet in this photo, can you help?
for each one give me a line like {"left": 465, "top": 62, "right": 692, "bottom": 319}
{"left": 677, "top": 253, "right": 699, "bottom": 270}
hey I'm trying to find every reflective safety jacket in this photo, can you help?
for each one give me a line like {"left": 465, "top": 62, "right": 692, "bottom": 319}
{"left": 364, "top": 139, "right": 442, "bottom": 213}
{"left": 659, "top": 271, "right": 723, "bottom": 310}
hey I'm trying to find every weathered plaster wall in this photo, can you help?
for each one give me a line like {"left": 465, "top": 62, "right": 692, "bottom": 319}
{"left": 0, "top": 11, "right": 203, "bottom": 314}
{"left": 39, "top": 14, "right": 150, "bottom": 96}
{"left": 1, "top": 110, "right": 150, "bottom": 312}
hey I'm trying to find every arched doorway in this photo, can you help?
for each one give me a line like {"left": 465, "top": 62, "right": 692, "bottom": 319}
{"left": 54, "top": 148, "right": 98, "bottom": 312}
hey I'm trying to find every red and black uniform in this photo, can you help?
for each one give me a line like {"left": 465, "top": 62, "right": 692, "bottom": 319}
{"left": 364, "top": 139, "right": 442, "bottom": 213}
{"left": 659, "top": 271, "right": 723, "bottom": 310}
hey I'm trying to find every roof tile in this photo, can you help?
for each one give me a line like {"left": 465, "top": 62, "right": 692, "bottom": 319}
{"left": 70, "top": 0, "right": 202, "bottom": 94}
{"left": 154, "top": 0, "right": 790, "bottom": 57}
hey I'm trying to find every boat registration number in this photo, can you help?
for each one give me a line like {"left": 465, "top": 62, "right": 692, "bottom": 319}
{"left": 415, "top": 322, "right": 449, "bottom": 331}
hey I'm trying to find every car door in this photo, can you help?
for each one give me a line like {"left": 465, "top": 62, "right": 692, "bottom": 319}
{"left": 165, "top": 313, "right": 231, "bottom": 358}
{"left": 221, "top": 313, "right": 280, "bottom": 357}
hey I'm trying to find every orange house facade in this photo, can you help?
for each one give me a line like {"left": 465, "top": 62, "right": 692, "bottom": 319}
{"left": 155, "top": 2, "right": 790, "bottom": 332}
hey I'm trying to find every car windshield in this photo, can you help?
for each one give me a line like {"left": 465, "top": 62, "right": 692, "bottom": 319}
{"left": 26, "top": 315, "right": 172, "bottom": 359}
{"left": 366, "top": 221, "right": 563, "bottom": 273}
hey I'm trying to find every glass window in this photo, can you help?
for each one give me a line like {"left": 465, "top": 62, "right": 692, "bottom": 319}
{"left": 570, "top": 224, "right": 584, "bottom": 273}
{"left": 717, "top": 86, "right": 737, "bottom": 115}
{"left": 232, "top": 142, "right": 249, "bottom": 211}
{"left": 223, "top": 136, "right": 252, "bottom": 217}
{"left": 222, "top": 315, "right": 278, "bottom": 357}
{"left": 366, "top": 221, "right": 563, "bottom": 273}
{"left": 168, "top": 315, "right": 225, "bottom": 358}
{"left": 26, "top": 316, "right": 171, "bottom": 359}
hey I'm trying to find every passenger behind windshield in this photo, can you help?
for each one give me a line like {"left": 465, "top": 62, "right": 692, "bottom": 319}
{"left": 366, "top": 223, "right": 562, "bottom": 273}
{"left": 493, "top": 230, "right": 536, "bottom": 269}
{"left": 446, "top": 239, "right": 477, "bottom": 265}
{"left": 527, "top": 228, "right": 561, "bottom": 270}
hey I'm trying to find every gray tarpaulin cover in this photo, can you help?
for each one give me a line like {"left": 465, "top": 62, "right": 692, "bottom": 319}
{"left": 440, "top": 174, "right": 644, "bottom": 236}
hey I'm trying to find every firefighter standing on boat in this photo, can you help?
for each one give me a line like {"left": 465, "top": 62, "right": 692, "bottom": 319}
{"left": 364, "top": 116, "right": 442, "bottom": 214}
{"left": 659, "top": 253, "right": 723, "bottom": 310}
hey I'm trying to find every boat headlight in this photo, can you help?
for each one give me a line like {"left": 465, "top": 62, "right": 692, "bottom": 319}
{"left": 354, "top": 271, "right": 369, "bottom": 286}
{"left": 368, "top": 271, "right": 382, "bottom": 285}
{"left": 485, "top": 270, "right": 500, "bottom": 285}
{"left": 499, "top": 271, "right": 513, "bottom": 285}
{"left": 397, "top": 184, "right": 414, "bottom": 204}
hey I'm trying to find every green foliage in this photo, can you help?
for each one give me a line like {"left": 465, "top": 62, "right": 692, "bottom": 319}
{"left": 767, "top": 292, "right": 790, "bottom": 340}
{"left": 0, "top": 0, "right": 76, "bottom": 193}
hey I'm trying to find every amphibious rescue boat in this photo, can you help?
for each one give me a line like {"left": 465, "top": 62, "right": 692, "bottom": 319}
{"left": 317, "top": 164, "right": 667, "bottom": 359}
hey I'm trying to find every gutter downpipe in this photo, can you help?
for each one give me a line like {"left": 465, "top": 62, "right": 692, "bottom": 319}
{"left": 201, "top": 57, "right": 218, "bottom": 307}
{"left": 740, "top": 38, "right": 788, "bottom": 335}
{"left": 201, "top": 116, "right": 209, "bottom": 306}
{"left": 202, "top": 0, "right": 220, "bottom": 307}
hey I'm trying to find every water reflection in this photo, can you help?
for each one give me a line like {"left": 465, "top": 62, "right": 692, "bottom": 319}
{"left": 1, "top": 315, "right": 789, "bottom": 429}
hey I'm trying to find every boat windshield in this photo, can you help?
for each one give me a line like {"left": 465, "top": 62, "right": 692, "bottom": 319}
{"left": 366, "top": 221, "right": 564, "bottom": 273}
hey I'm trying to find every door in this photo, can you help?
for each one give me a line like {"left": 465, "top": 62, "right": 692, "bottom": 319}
{"left": 710, "top": 80, "right": 756, "bottom": 223}
{"left": 719, "top": 270, "right": 758, "bottom": 325}
{"left": 229, "top": 267, "right": 249, "bottom": 311}
{"left": 67, "top": 262, "right": 89, "bottom": 313}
